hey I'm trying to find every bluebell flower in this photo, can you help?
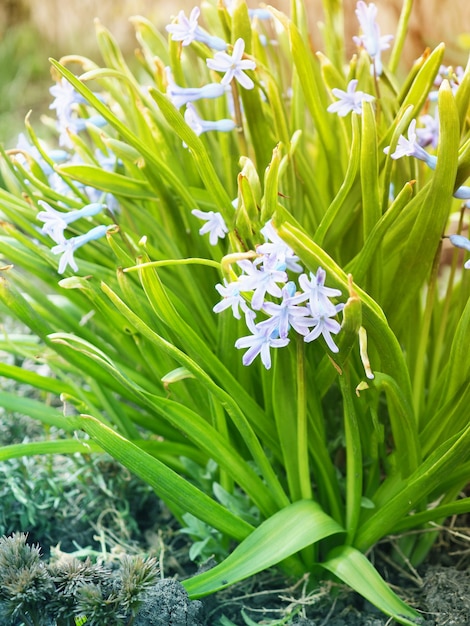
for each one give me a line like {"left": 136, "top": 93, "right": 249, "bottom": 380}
{"left": 222, "top": 1, "right": 271, "bottom": 20}
{"left": 37, "top": 200, "right": 106, "bottom": 243}
{"left": 416, "top": 111, "right": 439, "bottom": 149}
{"left": 256, "top": 221, "right": 303, "bottom": 273}
{"left": 237, "top": 257, "right": 288, "bottom": 310}
{"left": 429, "top": 64, "right": 464, "bottom": 100}
{"left": 166, "top": 7, "right": 227, "bottom": 50}
{"left": 51, "top": 224, "right": 110, "bottom": 274}
{"left": 206, "top": 38, "right": 256, "bottom": 90}
{"left": 234, "top": 314, "right": 289, "bottom": 369}
{"left": 327, "top": 79, "right": 374, "bottom": 117}
{"left": 353, "top": 1, "right": 393, "bottom": 75}
{"left": 213, "top": 279, "right": 249, "bottom": 319}
{"left": 165, "top": 67, "right": 225, "bottom": 109}
{"left": 192, "top": 209, "right": 228, "bottom": 245}
{"left": 298, "top": 268, "right": 343, "bottom": 318}
{"left": 448, "top": 234, "right": 470, "bottom": 269}
{"left": 248, "top": 8, "right": 272, "bottom": 20}
{"left": 453, "top": 186, "right": 470, "bottom": 200}
{"left": 384, "top": 120, "right": 437, "bottom": 169}
{"left": 184, "top": 103, "right": 236, "bottom": 139}
{"left": 14, "top": 133, "right": 69, "bottom": 176}
{"left": 58, "top": 114, "right": 107, "bottom": 149}
{"left": 259, "top": 281, "right": 312, "bottom": 339}
{"left": 49, "top": 78, "right": 87, "bottom": 122}
{"left": 303, "top": 305, "right": 343, "bottom": 353}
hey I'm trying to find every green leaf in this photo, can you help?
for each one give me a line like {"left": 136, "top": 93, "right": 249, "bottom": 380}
{"left": 0, "top": 391, "right": 71, "bottom": 431}
{"left": 0, "top": 439, "right": 102, "bottom": 461}
{"left": 74, "top": 414, "right": 254, "bottom": 541}
{"left": 321, "top": 546, "right": 421, "bottom": 625}
{"left": 384, "top": 81, "right": 459, "bottom": 327}
{"left": 58, "top": 164, "right": 156, "bottom": 199}
{"left": 443, "top": 294, "right": 470, "bottom": 404}
{"left": 183, "top": 500, "right": 344, "bottom": 598}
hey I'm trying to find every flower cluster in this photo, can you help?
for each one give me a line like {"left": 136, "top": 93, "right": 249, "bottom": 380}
{"left": 212, "top": 221, "right": 344, "bottom": 369}
{"left": 165, "top": 7, "right": 258, "bottom": 99}
{"left": 353, "top": 1, "right": 393, "bottom": 75}
{"left": 165, "top": 6, "right": 261, "bottom": 238}
{"left": 37, "top": 200, "right": 111, "bottom": 274}
{"left": 49, "top": 78, "right": 107, "bottom": 148}
{"left": 382, "top": 71, "right": 470, "bottom": 268}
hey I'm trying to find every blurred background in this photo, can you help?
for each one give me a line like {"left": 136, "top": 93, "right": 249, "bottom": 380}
{"left": 0, "top": 0, "right": 469, "bottom": 145}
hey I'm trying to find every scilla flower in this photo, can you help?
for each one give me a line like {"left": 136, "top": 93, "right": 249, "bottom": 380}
{"left": 384, "top": 119, "right": 437, "bottom": 169}
{"left": 184, "top": 103, "right": 236, "bottom": 138}
{"left": 235, "top": 314, "right": 289, "bottom": 369}
{"left": 327, "top": 79, "right": 374, "bottom": 117}
{"left": 165, "top": 67, "right": 225, "bottom": 109}
{"left": 51, "top": 224, "right": 111, "bottom": 274}
{"left": 37, "top": 201, "right": 106, "bottom": 243}
{"left": 192, "top": 209, "right": 228, "bottom": 245}
{"left": 353, "top": 1, "right": 393, "bottom": 75}
{"left": 166, "top": 7, "right": 227, "bottom": 50}
{"left": 448, "top": 234, "right": 470, "bottom": 269}
{"left": 206, "top": 38, "right": 256, "bottom": 90}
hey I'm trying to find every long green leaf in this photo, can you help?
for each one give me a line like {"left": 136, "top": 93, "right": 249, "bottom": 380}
{"left": 58, "top": 164, "right": 156, "bottom": 199}
{"left": 321, "top": 546, "right": 420, "bottom": 625}
{"left": 183, "top": 500, "right": 344, "bottom": 597}
{"left": 73, "top": 414, "right": 253, "bottom": 541}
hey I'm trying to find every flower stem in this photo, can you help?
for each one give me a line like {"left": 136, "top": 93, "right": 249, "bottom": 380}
{"left": 230, "top": 80, "right": 249, "bottom": 157}
{"left": 296, "top": 337, "right": 312, "bottom": 500}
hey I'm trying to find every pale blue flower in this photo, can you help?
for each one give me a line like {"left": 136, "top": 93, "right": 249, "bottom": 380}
{"left": 453, "top": 186, "right": 470, "bottom": 200}
{"left": 165, "top": 67, "right": 225, "bottom": 109}
{"left": 213, "top": 279, "right": 249, "bottom": 319}
{"left": 206, "top": 38, "right": 256, "bottom": 90}
{"left": 383, "top": 120, "right": 437, "bottom": 169}
{"left": 449, "top": 234, "right": 470, "bottom": 269}
{"left": 51, "top": 224, "right": 110, "bottom": 274}
{"left": 327, "top": 79, "right": 374, "bottom": 117}
{"left": 192, "top": 209, "right": 228, "bottom": 245}
{"left": 303, "top": 305, "right": 343, "bottom": 353}
{"left": 14, "top": 133, "right": 69, "bottom": 176}
{"left": 184, "top": 103, "right": 236, "bottom": 138}
{"left": 256, "top": 221, "right": 303, "bottom": 273}
{"left": 166, "top": 7, "right": 227, "bottom": 50}
{"left": 237, "top": 257, "right": 287, "bottom": 310}
{"left": 235, "top": 314, "right": 289, "bottom": 369}
{"left": 416, "top": 112, "right": 439, "bottom": 149}
{"left": 49, "top": 78, "right": 87, "bottom": 121}
{"left": 58, "top": 114, "right": 107, "bottom": 149}
{"left": 37, "top": 200, "right": 106, "bottom": 243}
{"left": 249, "top": 8, "right": 272, "bottom": 20}
{"left": 298, "top": 268, "right": 343, "bottom": 318}
{"left": 429, "top": 65, "right": 464, "bottom": 101}
{"left": 223, "top": 1, "right": 272, "bottom": 20}
{"left": 259, "top": 281, "right": 312, "bottom": 339}
{"left": 353, "top": 1, "right": 393, "bottom": 75}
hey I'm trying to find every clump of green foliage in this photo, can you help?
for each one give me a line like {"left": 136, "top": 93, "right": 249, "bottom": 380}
{"left": 0, "top": 1, "right": 469, "bottom": 624}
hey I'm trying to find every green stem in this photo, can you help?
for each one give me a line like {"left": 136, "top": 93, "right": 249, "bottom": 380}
{"left": 123, "top": 258, "right": 221, "bottom": 273}
{"left": 231, "top": 80, "right": 249, "bottom": 157}
{"left": 339, "top": 369, "right": 362, "bottom": 544}
{"left": 296, "top": 337, "right": 312, "bottom": 500}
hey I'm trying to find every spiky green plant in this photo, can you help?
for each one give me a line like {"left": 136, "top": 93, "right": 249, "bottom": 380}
{"left": 0, "top": 1, "right": 469, "bottom": 624}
